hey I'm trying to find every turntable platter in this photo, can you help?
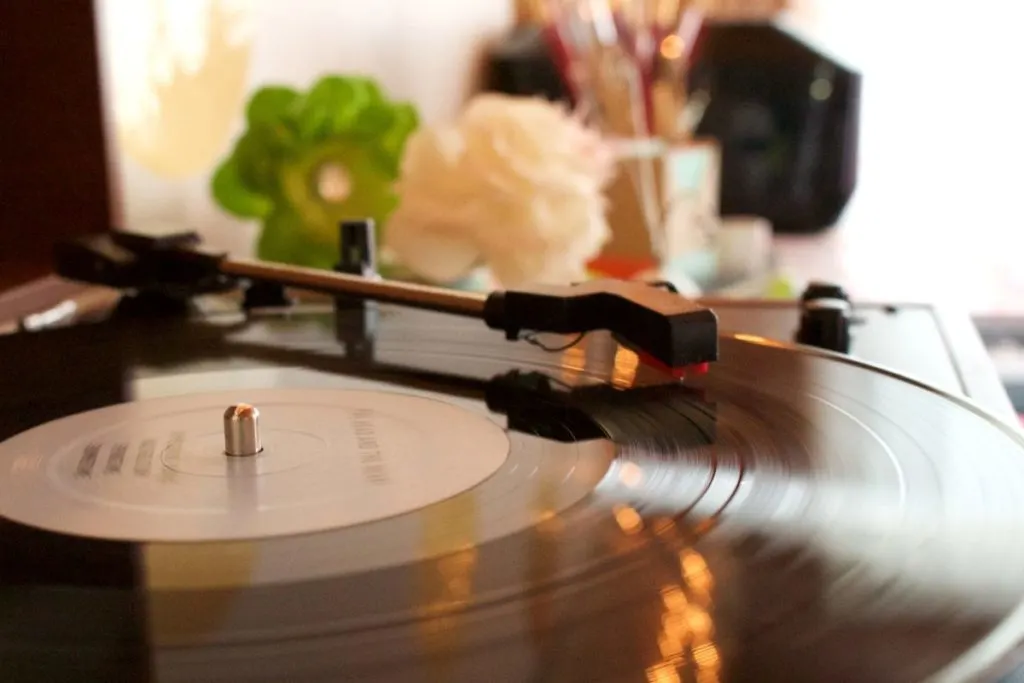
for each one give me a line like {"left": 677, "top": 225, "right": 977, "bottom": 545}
{"left": 2, "top": 307, "right": 1023, "bottom": 683}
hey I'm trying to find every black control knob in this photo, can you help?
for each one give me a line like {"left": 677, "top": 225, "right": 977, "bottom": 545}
{"left": 795, "top": 281, "right": 852, "bottom": 353}
{"left": 242, "top": 281, "right": 294, "bottom": 310}
{"left": 335, "top": 219, "right": 378, "bottom": 279}
{"left": 800, "top": 281, "right": 848, "bottom": 303}
{"left": 333, "top": 219, "right": 379, "bottom": 360}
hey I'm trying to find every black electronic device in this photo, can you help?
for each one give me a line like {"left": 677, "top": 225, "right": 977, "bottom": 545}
{"left": 687, "top": 22, "right": 860, "bottom": 233}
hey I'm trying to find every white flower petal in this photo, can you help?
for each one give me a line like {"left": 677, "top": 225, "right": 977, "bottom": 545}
{"left": 389, "top": 94, "right": 616, "bottom": 287}
{"left": 384, "top": 216, "right": 481, "bottom": 284}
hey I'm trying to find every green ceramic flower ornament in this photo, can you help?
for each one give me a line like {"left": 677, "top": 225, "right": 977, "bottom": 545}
{"left": 211, "top": 75, "right": 419, "bottom": 269}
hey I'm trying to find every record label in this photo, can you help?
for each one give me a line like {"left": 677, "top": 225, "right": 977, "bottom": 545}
{"left": 0, "top": 388, "right": 510, "bottom": 541}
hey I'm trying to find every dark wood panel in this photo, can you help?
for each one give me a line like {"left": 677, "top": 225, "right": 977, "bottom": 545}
{"left": 0, "top": 1, "right": 112, "bottom": 289}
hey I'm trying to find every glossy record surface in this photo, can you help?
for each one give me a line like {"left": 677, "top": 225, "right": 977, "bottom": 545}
{"left": 2, "top": 304, "right": 1024, "bottom": 683}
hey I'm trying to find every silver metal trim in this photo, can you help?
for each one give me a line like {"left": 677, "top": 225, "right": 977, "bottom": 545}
{"left": 223, "top": 403, "right": 262, "bottom": 457}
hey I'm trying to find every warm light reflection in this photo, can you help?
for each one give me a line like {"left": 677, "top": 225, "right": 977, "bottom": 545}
{"left": 733, "top": 333, "right": 772, "bottom": 345}
{"left": 658, "top": 630, "right": 684, "bottom": 661}
{"left": 618, "top": 461, "right": 644, "bottom": 487}
{"left": 528, "top": 477, "right": 559, "bottom": 649}
{"left": 661, "top": 585, "right": 687, "bottom": 610}
{"left": 685, "top": 605, "right": 714, "bottom": 639}
{"left": 646, "top": 544, "right": 720, "bottom": 683}
{"left": 143, "top": 541, "right": 256, "bottom": 645}
{"left": 418, "top": 494, "right": 478, "bottom": 679}
{"left": 535, "top": 508, "right": 565, "bottom": 535}
{"left": 733, "top": 333, "right": 792, "bottom": 351}
{"left": 660, "top": 35, "right": 685, "bottom": 60}
{"left": 418, "top": 545, "right": 479, "bottom": 646}
{"left": 560, "top": 344, "right": 587, "bottom": 384}
{"left": 652, "top": 517, "right": 679, "bottom": 537}
{"left": 646, "top": 662, "right": 682, "bottom": 683}
{"left": 693, "top": 643, "right": 721, "bottom": 669}
{"left": 681, "top": 549, "right": 715, "bottom": 599}
{"left": 612, "top": 345, "right": 640, "bottom": 388}
{"left": 613, "top": 505, "right": 644, "bottom": 535}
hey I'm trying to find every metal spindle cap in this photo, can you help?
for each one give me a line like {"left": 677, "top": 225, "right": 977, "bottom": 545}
{"left": 224, "top": 403, "right": 262, "bottom": 457}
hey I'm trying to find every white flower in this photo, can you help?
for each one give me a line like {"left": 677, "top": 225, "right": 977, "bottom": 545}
{"left": 385, "top": 94, "right": 616, "bottom": 287}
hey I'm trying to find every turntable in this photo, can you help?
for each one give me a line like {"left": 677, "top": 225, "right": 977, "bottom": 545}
{"left": 1, "top": 225, "right": 1022, "bottom": 683}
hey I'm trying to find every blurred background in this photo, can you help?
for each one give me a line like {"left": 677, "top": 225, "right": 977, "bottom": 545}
{"left": 3, "top": 0, "right": 1024, "bottom": 311}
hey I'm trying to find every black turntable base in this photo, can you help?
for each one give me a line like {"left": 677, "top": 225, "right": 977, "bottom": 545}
{"left": 2, "top": 300, "right": 1024, "bottom": 683}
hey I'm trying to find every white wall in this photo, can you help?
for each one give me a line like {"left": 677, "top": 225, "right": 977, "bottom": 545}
{"left": 772, "top": 0, "right": 1024, "bottom": 310}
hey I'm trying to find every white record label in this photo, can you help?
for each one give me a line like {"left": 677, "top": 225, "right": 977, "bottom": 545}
{"left": 0, "top": 388, "right": 510, "bottom": 542}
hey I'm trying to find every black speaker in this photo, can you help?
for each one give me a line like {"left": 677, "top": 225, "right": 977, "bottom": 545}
{"left": 483, "top": 25, "right": 568, "bottom": 104}
{"left": 687, "top": 22, "right": 861, "bottom": 233}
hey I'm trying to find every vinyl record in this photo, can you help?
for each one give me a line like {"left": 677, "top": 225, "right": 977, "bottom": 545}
{"left": 2, "top": 305, "right": 1024, "bottom": 683}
